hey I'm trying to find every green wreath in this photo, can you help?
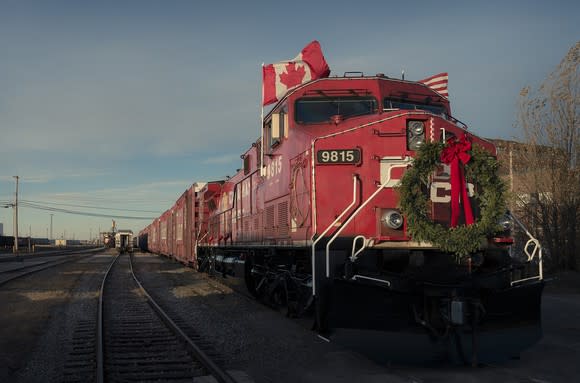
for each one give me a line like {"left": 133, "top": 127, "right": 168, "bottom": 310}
{"left": 398, "top": 140, "right": 507, "bottom": 258}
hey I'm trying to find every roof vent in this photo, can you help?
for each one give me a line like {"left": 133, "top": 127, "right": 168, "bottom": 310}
{"left": 343, "top": 71, "right": 364, "bottom": 77}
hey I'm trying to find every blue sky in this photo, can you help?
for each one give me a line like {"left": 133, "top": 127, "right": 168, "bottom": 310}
{"left": 1, "top": 0, "right": 578, "bottom": 240}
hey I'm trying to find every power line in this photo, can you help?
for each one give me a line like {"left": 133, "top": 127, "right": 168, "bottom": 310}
{"left": 19, "top": 199, "right": 161, "bottom": 213}
{"left": 18, "top": 201, "right": 156, "bottom": 220}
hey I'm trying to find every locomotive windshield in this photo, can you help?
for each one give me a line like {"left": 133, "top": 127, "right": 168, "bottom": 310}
{"left": 384, "top": 98, "right": 446, "bottom": 116}
{"left": 295, "top": 96, "right": 377, "bottom": 124}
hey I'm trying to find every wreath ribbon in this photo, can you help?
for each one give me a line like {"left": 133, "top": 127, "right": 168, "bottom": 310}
{"left": 440, "top": 133, "right": 474, "bottom": 227}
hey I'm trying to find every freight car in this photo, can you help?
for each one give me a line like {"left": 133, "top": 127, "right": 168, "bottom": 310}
{"left": 140, "top": 66, "right": 544, "bottom": 363}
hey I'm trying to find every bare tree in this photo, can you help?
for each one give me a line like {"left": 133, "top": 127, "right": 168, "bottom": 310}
{"left": 515, "top": 41, "right": 579, "bottom": 271}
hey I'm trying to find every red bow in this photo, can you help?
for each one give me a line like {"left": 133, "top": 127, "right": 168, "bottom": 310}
{"left": 440, "top": 133, "right": 474, "bottom": 227}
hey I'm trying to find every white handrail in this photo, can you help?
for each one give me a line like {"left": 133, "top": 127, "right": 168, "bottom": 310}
{"left": 351, "top": 274, "right": 391, "bottom": 287}
{"left": 311, "top": 175, "right": 359, "bottom": 296}
{"left": 350, "top": 235, "right": 367, "bottom": 263}
{"left": 509, "top": 212, "right": 544, "bottom": 285}
{"left": 325, "top": 161, "right": 410, "bottom": 277}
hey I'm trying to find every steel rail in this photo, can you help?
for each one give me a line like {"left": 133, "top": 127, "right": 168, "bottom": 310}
{"left": 0, "top": 250, "right": 103, "bottom": 287}
{"left": 127, "top": 253, "right": 237, "bottom": 383}
{"left": 96, "top": 252, "right": 120, "bottom": 383}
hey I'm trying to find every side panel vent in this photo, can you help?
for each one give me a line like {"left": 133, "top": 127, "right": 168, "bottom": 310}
{"left": 264, "top": 205, "right": 275, "bottom": 238}
{"left": 277, "top": 201, "right": 289, "bottom": 237}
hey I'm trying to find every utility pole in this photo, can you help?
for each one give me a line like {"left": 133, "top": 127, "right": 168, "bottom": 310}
{"left": 50, "top": 214, "right": 53, "bottom": 241}
{"left": 13, "top": 176, "right": 19, "bottom": 253}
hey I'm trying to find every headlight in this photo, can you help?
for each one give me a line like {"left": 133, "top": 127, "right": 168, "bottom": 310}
{"left": 498, "top": 214, "right": 513, "bottom": 231}
{"left": 407, "top": 120, "right": 425, "bottom": 150}
{"left": 409, "top": 137, "right": 425, "bottom": 149}
{"left": 409, "top": 120, "right": 424, "bottom": 135}
{"left": 381, "top": 209, "right": 403, "bottom": 229}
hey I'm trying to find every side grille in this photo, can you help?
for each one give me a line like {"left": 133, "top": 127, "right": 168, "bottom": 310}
{"left": 277, "top": 201, "right": 289, "bottom": 237}
{"left": 264, "top": 205, "right": 275, "bottom": 238}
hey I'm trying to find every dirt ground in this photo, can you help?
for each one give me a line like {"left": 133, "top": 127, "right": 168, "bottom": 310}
{"left": 0, "top": 264, "right": 84, "bottom": 379}
{"left": 2, "top": 252, "right": 579, "bottom": 383}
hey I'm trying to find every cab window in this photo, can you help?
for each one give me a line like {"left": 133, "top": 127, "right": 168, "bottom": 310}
{"left": 295, "top": 96, "right": 377, "bottom": 124}
{"left": 384, "top": 98, "right": 445, "bottom": 116}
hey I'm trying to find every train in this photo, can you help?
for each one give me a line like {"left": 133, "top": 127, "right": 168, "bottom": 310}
{"left": 115, "top": 230, "right": 133, "bottom": 254}
{"left": 139, "top": 64, "right": 544, "bottom": 363}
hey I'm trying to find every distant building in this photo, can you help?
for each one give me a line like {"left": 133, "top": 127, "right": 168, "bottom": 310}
{"left": 0, "top": 223, "right": 3, "bottom": 236}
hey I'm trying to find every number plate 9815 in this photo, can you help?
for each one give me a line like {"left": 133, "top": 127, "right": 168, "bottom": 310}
{"left": 316, "top": 149, "right": 361, "bottom": 164}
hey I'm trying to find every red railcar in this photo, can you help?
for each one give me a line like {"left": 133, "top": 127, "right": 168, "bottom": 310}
{"left": 171, "top": 191, "right": 187, "bottom": 263}
{"left": 150, "top": 219, "right": 160, "bottom": 254}
{"left": 164, "top": 183, "right": 212, "bottom": 266}
{"left": 155, "top": 209, "right": 171, "bottom": 257}
{"left": 141, "top": 72, "right": 544, "bottom": 363}
{"left": 137, "top": 224, "right": 150, "bottom": 252}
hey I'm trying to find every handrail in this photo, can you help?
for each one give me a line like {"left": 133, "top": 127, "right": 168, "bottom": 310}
{"left": 351, "top": 274, "right": 391, "bottom": 287}
{"left": 509, "top": 212, "right": 544, "bottom": 285}
{"left": 311, "top": 174, "right": 359, "bottom": 296}
{"left": 350, "top": 235, "right": 367, "bottom": 263}
{"left": 325, "top": 160, "right": 410, "bottom": 278}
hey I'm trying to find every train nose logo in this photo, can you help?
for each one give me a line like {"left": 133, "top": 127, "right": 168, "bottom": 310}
{"left": 430, "top": 182, "right": 475, "bottom": 203}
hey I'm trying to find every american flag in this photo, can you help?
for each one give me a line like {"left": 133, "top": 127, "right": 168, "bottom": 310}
{"left": 419, "top": 72, "right": 448, "bottom": 98}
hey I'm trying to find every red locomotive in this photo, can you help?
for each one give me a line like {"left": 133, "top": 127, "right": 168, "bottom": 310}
{"left": 140, "top": 45, "right": 544, "bottom": 363}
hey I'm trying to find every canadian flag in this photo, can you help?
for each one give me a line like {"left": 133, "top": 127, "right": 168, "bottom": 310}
{"left": 419, "top": 72, "right": 449, "bottom": 98}
{"left": 262, "top": 40, "right": 330, "bottom": 106}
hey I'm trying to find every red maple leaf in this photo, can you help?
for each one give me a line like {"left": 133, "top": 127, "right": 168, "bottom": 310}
{"left": 279, "top": 63, "right": 306, "bottom": 89}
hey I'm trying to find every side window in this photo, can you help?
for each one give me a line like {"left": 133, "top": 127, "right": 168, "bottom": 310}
{"left": 279, "top": 110, "right": 286, "bottom": 139}
{"left": 270, "top": 114, "right": 280, "bottom": 147}
{"left": 243, "top": 154, "right": 251, "bottom": 175}
{"left": 264, "top": 119, "right": 273, "bottom": 148}
{"left": 265, "top": 108, "right": 288, "bottom": 149}
{"left": 256, "top": 141, "right": 262, "bottom": 169}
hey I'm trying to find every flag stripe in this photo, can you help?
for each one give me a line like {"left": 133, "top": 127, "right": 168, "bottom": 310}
{"left": 419, "top": 72, "right": 449, "bottom": 98}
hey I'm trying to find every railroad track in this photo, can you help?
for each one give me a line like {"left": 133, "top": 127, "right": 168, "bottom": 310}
{"left": 0, "top": 248, "right": 104, "bottom": 287}
{"left": 97, "top": 253, "right": 238, "bottom": 383}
